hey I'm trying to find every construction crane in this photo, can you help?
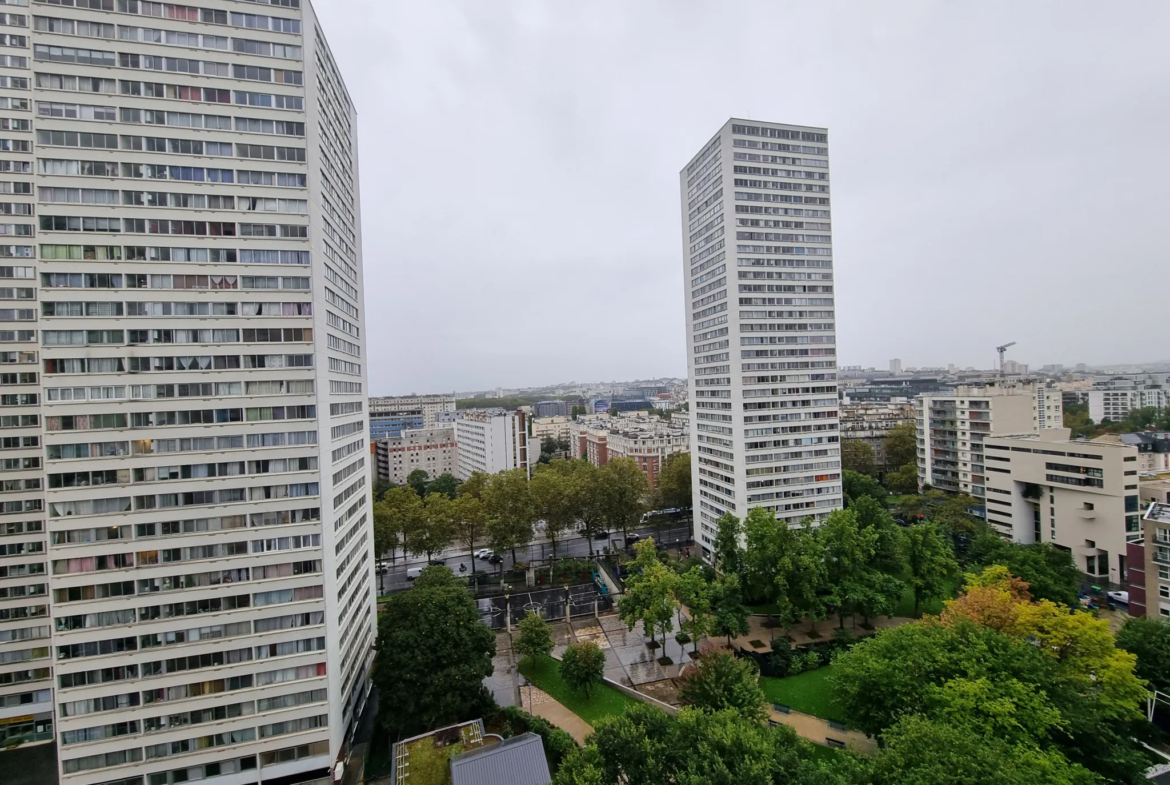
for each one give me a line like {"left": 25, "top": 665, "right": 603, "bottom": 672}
{"left": 997, "top": 342, "right": 1017, "bottom": 378}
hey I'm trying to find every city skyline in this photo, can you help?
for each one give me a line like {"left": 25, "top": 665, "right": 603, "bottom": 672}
{"left": 311, "top": 0, "right": 1170, "bottom": 393}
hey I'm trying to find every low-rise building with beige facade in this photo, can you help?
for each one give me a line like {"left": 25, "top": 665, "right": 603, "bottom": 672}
{"left": 569, "top": 415, "right": 688, "bottom": 487}
{"left": 983, "top": 428, "right": 1141, "bottom": 586}
{"left": 376, "top": 427, "right": 459, "bottom": 485}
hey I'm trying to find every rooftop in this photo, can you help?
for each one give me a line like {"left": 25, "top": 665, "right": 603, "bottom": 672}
{"left": 450, "top": 732, "right": 551, "bottom": 785}
{"left": 1145, "top": 502, "right": 1170, "bottom": 525}
{"left": 391, "top": 720, "right": 499, "bottom": 785}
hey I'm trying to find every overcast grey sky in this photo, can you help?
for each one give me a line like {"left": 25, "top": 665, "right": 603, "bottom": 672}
{"left": 312, "top": 0, "right": 1170, "bottom": 395}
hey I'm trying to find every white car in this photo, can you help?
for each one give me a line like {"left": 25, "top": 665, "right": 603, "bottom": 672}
{"left": 474, "top": 549, "right": 492, "bottom": 560}
{"left": 1106, "top": 590, "right": 1129, "bottom": 605}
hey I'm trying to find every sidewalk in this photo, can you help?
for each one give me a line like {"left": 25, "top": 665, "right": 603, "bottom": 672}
{"left": 519, "top": 683, "right": 594, "bottom": 744}
{"left": 769, "top": 707, "right": 876, "bottom": 753}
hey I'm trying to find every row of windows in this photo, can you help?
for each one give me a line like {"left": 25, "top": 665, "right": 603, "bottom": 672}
{"left": 41, "top": 273, "right": 309, "bottom": 290}
{"left": 36, "top": 130, "right": 306, "bottom": 161}
{"left": 39, "top": 158, "right": 307, "bottom": 190}
{"left": 39, "top": 215, "right": 307, "bottom": 237}
{"left": 40, "top": 244, "right": 309, "bottom": 265}
{"left": 41, "top": 300, "right": 308, "bottom": 317}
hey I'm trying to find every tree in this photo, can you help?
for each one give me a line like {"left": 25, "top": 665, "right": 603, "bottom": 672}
{"left": 741, "top": 507, "right": 797, "bottom": 625}
{"left": 530, "top": 461, "right": 580, "bottom": 559}
{"left": 553, "top": 704, "right": 853, "bottom": 785}
{"left": 677, "top": 650, "right": 768, "bottom": 721}
{"left": 885, "top": 462, "right": 920, "bottom": 495}
{"left": 818, "top": 508, "right": 879, "bottom": 627}
{"left": 841, "top": 439, "right": 876, "bottom": 476}
{"left": 514, "top": 611, "right": 554, "bottom": 662}
{"left": 569, "top": 461, "right": 608, "bottom": 557}
{"left": 406, "top": 492, "right": 455, "bottom": 561}
{"left": 843, "top": 469, "right": 887, "bottom": 507}
{"left": 675, "top": 566, "right": 712, "bottom": 655}
{"left": 598, "top": 458, "right": 649, "bottom": 542}
{"left": 851, "top": 495, "right": 904, "bottom": 576}
{"left": 378, "top": 486, "right": 424, "bottom": 565}
{"left": 618, "top": 539, "right": 678, "bottom": 647}
{"left": 870, "top": 716, "right": 1099, "bottom": 785}
{"left": 484, "top": 468, "right": 536, "bottom": 564}
{"left": 407, "top": 468, "right": 430, "bottom": 498}
{"left": 373, "top": 578, "right": 496, "bottom": 736}
{"left": 1116, "top": 615, "right": 1170, "bottom": 694}
{"left": 412, "top": 564, "right": 461, "bottom": 589}
{"left": 560, "top": 641, "right": 606, "bottom": 698}
{"left": 967, "top": 533, "right": 1080, "bottom": 606}
{"left": 372, "top": 477, "right": 392, "bottom": 502}
{"left": 712, "top": 512, "right": 744, "bottom": 577}
{"left": 904, "top": 522, "right": 957, "bottom": 616}
{"left": 788, "top": 521, "right": 830, "bottom": 635}
{"left": 654, "top": 451, "right": 691, "bottom": 511}
{"left": 883, "top": 421, "right": 918, "bottom": 473}
{"left": 452, "top": 493, "right": 487, "bottom": 575}
{"left": 570, "top": 404, "right": 587, "bottom": 421}
{"left": 427, "top": 472, "right": 460, "bottom": 500}
{"left": 708, "top": 573, "right": 750, "bottom": 646}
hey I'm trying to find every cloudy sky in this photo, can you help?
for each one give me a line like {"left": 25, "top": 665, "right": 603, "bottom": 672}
{"left": 312, "top": 0, "right": 1170, "bottom": 395}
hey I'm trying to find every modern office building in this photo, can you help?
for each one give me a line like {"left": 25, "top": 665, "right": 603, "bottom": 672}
{"left": 374, "top": 426, "right": 457, "bottom": 486}
{"left": 532, "top": 399, "right": 568, "bottom": 418}
{"left": 916, "top": 382, "right": 1062, "bottom": 507}
{"left": 982, "top": 429, "right": 1140, "bottom": 584}
{"left": 0, "top": 2, "right": 375, "bottom": 783}
{"left": 679, "top": 118, "right": 840, "bottom": 555}
{"left": 367, "top": 393, "right": 455, "bottom": 428}
{"left": 367, "top": 412, "right": 423, "bottom": 440}
{"left": 453, "top": 409, "right": 533, "bottom": 480}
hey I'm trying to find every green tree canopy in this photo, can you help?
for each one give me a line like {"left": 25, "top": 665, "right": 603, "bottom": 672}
{"left": 842, "top": 438, "right": 876, "bottom": 476}
{"left": 484, "top": 467, "right": 536, "bottom": 563}
{"left": 654, "top": 451, "right": 692, "bottom": 511}
{"left": 712, "top": 512, "right": 744, "bottom": 577}
{"left": 531, "top": 459, "right": 583, "bottom": 558}
{"left": 967, "top": 533, "right": 1081, "bottom": 606}
{"left": 515, "top": 611, "right": 554, "bottom": 662}
{"left": 843, "top": 468, "right": 887, "bottom": 507}
{"left": 560, "top": 640, "right": 606, "bottom": 698}
{"left": 599, "top": 457, "right": 650, "bottom": 540}
{"left": 407, "top": 468, "right": 430, "bottom": 498}
{"left": 883, "top": 421, "right": 918, "bottom": 473}
{"left": 1116, "top": 615, "right": 1170, "bottom": 694}
{"left": 677, "top": 650, "right": 768, "bottom": 721}
{"left": 885, "top": 463, "right": 920, "bottom": 495}
{"left": 427, "top": 472, "right": 460, "bottom": 500}
{"left": 373, "top": 580, "right": 496, "bottom": 736}
{"left": 903, "top": 521, "right": 957, "bottom": 616}
{"left": 377, "top": 485, "right": 424, "bottom": 565}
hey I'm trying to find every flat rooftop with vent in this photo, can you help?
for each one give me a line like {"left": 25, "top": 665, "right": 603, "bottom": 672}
{"left": 389, "top": 719, "right": 551, "bottom": 785}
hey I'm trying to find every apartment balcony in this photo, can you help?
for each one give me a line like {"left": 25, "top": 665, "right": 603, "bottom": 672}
{"left": 969, "top": 422, "right": 991, "bottom": 433}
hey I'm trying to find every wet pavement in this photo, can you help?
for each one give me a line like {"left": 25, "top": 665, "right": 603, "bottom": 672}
{"left": 484, "top": 631, "right": 518, "bottom": 707}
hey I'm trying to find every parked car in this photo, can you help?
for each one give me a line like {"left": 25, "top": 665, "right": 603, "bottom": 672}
{"left": 1107, "top": 590, "right": 1129, "bottom": 605}
{"left": 376, "top": 562, "right": 389, "bottom": 575}
{"left": 428, "top": 558, "right": 446, "bottom": 566}
{"left": 487, "top": 554, "right": 504, "bottom": 565}
{"left": 475, "top": 549, "right": 492, "bottom": 560}
{"left": 593, "top": 531, "right": 610, "bottom": 540}
{"left": 625, "top": 533, "right": 641, "bottom": 545}
{"left": 406, "top": 566, "right": 423, "bottom": 581}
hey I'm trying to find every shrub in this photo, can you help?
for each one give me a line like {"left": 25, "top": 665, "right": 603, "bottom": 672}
{"left": 494, "top": 705, "right": 577, "bottom": 773}
{"left": 767, "top": 637, "right": 792, "bottom": 677}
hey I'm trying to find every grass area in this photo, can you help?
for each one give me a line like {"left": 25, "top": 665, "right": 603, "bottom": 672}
{"left": 892, "top": 574, "right": 959, "bottom": 619}
{"left": 517, "top": 654, "right": 639, "bottom": 726}
{"left": 402, "top": 736, "right": 458, "bottom": 785}
{"left": 760, "top": 666, "right": 843, "bottom": 721}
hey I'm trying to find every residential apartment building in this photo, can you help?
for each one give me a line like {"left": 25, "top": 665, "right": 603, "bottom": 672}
{"left": 982, "top": 430, "right": 1140, "bottom": 585}
{"left": 374, "top": 427, "right": 457, "bottom": 486}
{"left": 453, "top": 409, "right": 533, "bottom": 480}
{"left": 839, "top": 401, "right": 914, "bottom": 474}
{"left": 367, "top": 393, "right": 454, "bottom": 429}
{"left": 532, "top": 399, "right": 568, "bottom": 418}
{"left": 0, "top": 2, "right": 375, "bottom": 783}
{"left": 367, "top": 411, "right": 422, "bottom": 440}
{"left": 530, "top": 415, "right": 571, "bottom": 446}
{"left": 1127, "top": 502, "right": 1170, "bottom": 619}
{"left": 916, "top": 382, "right": 1062, "bottom": 506}
{"left": 568, "top": 415, "right": 688, "bottom": 487}
{"left": 1088, "top": 373, "right": 1170, "bottom": 423}
{"left": 1105, "top": 432, "right": 1170, "bottom": 473}
{"left": 680, "top": 119, "right": 840, "bottom": 555}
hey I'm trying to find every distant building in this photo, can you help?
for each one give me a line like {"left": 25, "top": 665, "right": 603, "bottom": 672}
{"left": 534, "top": 399, "right": 571, "bottom": 418}
{"left": 1001, "top": 359, "right": 1028, "bottom": 376}
{"left": 916, "top": 382, "right": 1063, "bottom": 508}
{"left": 844, "top": 377, "right": 952, "bottom": 403}
{"left": 569, "top": 415, "right": 688, "bottom": 487}
{"left": 369, "top": 393, "right": 457, "bottom": 427}
{"left": 1088, "top": 374, "right": 1170, "bottom": 423}
{"left": 455, "top": 409, "right": 535, "bottom": 479}
{"left": 376, "top": 427, "right": 458, "bottom": 485}
{"left": 1101, "top": 432, "right": 1170, "bottom": 474}
{"left": 370, "top": 412, "right": 425, "bottom": 439}
{"left": 840, "top": 402, "right": 915, "bottom": 474}
{"left": 983, "top": 429, "right": 1140, "bottom": 584}
{"left": 889, "top": 359, "right": 902, "bottom": 375}
{"left": 532, "top": 415, "right": 573, "bottom": 445}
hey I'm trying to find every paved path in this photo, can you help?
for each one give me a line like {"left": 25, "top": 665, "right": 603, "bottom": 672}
{"left": 769, "top": 707, "right": 876, "bottom": 753}
{"left": 520, "top": 683, "right": 594, "bottom": 744}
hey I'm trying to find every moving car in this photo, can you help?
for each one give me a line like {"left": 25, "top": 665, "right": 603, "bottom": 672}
{"left": 406, "top": 566, "right": 423, "bottom": 581}
{"left": 487, "top": 554, "right": 504, "bottom": 565}
{"left": 593, "top": 531, "right": 610, "bottom": 540}
{"left": 475, "top": 549, "right": 492, "bottom": 560}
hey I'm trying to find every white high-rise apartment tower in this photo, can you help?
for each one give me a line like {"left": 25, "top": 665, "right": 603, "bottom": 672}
{"left": 680, "top": 119, "right": 841, "bottom": 556}
{"left": 0, "top": 1, "right": 375, "bottom": 783}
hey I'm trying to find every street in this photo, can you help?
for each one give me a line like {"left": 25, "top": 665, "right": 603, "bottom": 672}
{"left": 375, "top": 523, "right": 695, "bottom": 594}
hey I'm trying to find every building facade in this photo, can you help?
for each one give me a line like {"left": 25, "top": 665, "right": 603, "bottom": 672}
{"left": 1126, "top": 502, "right": 1170, "bottom": 619}
{"left": 367, "top": 393, "right": 454, "bottom": 428}
{"left": 453, "top": 409, "right": 532, "bottom": 480}
{"left": 367, "top": 412, "right": 422, "bottom": 440}
{"left": 0, "top": 2, "right": 375, "bottom": 782}
{"left": 568, "top": 415, "right": 688, "bottom": 487}
{"left": 532, "top": 399, "right": 568, "bottom": 418}
{"left": 916, "top": 382, "right": 1062, "bottom": 507}
{"left": 1088, "top": 373, "right": 1170, "bottom": 423}
{"left": 839, "top": 401, "right": 914, "bottom": 474}
{"left": 530, "top": 415, "right": 571, "bottom": 446}
{"left": 374, "top": 427, "right": 457, "bottom": 486}
{"left": 679, "top": 119, "right": 840, "bottom": 556}
{"left": 982, "top": 430, "right": 1140, "bottom": 584}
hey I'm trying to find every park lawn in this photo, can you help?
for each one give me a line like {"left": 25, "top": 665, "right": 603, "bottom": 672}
{"left": 760, "top": 666, "right": 843, "bottom": 721}
{"left": 518, "top": 654, "right": 639, "bottom": 727}
{"left": 892, "top": 573, "right": 959, "bottom": 618}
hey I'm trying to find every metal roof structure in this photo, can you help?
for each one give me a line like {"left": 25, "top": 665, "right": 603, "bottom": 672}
{"left": 449, "top": 732, "right": 551, "bottom": 785}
